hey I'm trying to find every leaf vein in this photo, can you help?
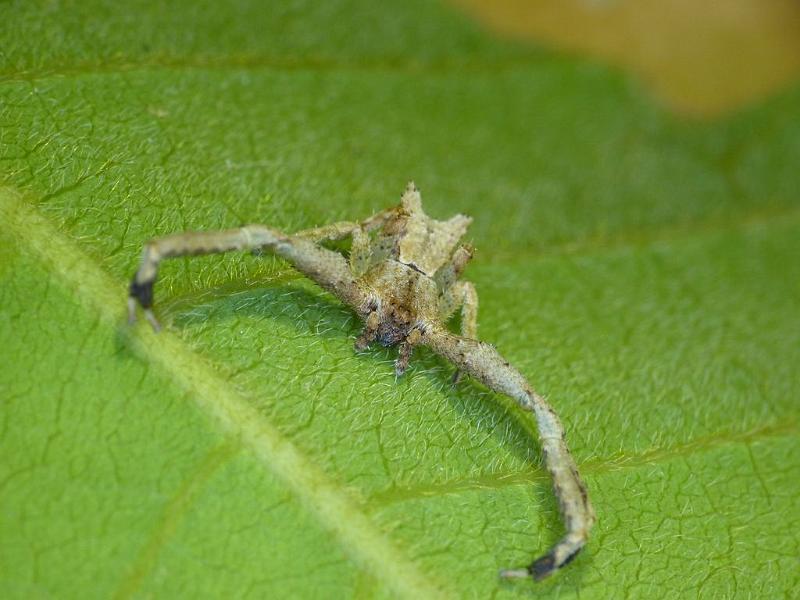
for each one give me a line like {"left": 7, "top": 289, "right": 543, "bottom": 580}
{"left": 368, "top": 421, "right": 798, "bottom": 506}
{"left": 486, "top": 205, "right": 800, "bottom": 263}
{"left": 0, "top": 54, "right": 537, "bottom": 87}
{"left": 113, "top": 442, "right": 240, "bottom": 600}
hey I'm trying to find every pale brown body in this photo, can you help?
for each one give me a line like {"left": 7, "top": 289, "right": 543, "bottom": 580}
{"left": 128, "top": 182, "right": 595, "bottom": 581}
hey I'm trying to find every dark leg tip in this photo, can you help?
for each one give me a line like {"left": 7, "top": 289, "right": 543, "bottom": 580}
{"left": 129, "top": 279, "right": 154, "bottom": 309}
{"left": 530, "top": 553, "right": 556, "bottom": 581}
{"left": 529, "top": 547, "right": 582, "bottom": 582}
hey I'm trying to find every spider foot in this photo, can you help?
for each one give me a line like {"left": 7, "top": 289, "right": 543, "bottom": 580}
{"left": 128, "top": 279, "right": 161, "bottom": 332}
{"left": 499, "top": 546, "right": 583, "bottom": 582}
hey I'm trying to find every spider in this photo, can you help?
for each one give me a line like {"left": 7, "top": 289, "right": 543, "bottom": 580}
{"left": 127, "top": 181, "right": 595, "bottom": 581}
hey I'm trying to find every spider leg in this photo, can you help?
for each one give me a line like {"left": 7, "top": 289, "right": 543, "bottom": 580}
{"left": 436, "top": 244, "right": 477, "bottom": 383}
{"left": 423, "top": 328, "right": 595, "bottom": 581}
{"left": 435, "top": 244, "right": 473, "bottom": 292}
{"left": 128, "top": 225, "right": 368, "bottom": 330}
{"left": 294, "top": 207, "right": 397, "bottom": 278}
{"left": 439, "top": 281, "right": 479, "bottom": 384}
{"left": 293, "top": 220, "right": 362, "bottom": 243}
{"left": 294, "top": 202, "right": 398, "bottom": 243}
{"left": 294, "top": 221, "right": 372, "bottom": 277}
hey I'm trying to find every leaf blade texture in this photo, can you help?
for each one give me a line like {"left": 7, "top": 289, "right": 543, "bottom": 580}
{"left": 1, "top": 1, "right": 799, "bottom": 598}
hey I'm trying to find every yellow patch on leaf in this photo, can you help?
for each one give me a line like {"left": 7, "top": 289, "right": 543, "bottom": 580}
{"left": 452, "top": 0, "right": 800, "bottom": 117}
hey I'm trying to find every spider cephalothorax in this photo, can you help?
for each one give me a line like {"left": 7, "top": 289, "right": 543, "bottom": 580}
{"left": 128, "top": 182, "right": 595, "bottom": 581}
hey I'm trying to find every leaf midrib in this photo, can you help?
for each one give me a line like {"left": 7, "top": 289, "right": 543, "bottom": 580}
{"left": 0, "top": 186, "right": 451, "bottom": 600}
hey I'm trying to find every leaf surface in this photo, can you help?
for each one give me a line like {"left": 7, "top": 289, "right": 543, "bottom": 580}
{"left": 1, "top": 1, "right": 798, "bottom": 598}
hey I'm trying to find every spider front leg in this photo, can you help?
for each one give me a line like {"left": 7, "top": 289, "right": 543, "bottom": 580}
{"left": 423, "top": 328, "right": 595, "bottom": 581}
{"left": 439, "top": 280, "right": 479, "bottom": 384}
{"left": 295, "top": 208, "right": 395, "bottom": 278}
{"left": 439, "top": 280, "right": 478, "bottom": 339}
{"left": 128, "top": 225, "right": 368, "bottom": 330}
{"left": 293, "top": 205, "right": 394, "bottom": 245}
{"left": 436, "top": 245, "right": 478, "bottom": 383}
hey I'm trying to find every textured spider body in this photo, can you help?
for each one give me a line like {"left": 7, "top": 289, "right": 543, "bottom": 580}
{"left": 363, "top": 262, "right": 436, "bottom": 340}
{"left": 128, "top": 182, "right": 594, "bottom": 581}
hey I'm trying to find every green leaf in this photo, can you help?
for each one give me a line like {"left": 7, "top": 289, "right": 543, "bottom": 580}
{"left": 1, "top": 1, "right": 798, "bottom": 598}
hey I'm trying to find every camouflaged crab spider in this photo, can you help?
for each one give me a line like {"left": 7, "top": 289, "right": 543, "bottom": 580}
{"left": 128, "top": 182, "right": 595, "bottom": 581}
